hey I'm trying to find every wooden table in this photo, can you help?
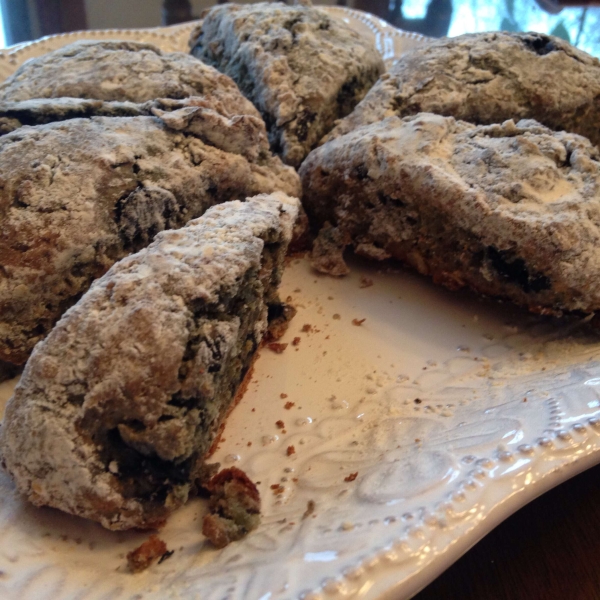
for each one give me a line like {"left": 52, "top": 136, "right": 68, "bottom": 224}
{"left": 414, "top": 462, "right": 600, "bottom": 599}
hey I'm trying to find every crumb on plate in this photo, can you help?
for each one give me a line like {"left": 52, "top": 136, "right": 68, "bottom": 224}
{"left": 268, "top": 342, "right": 288, "bottom": 353}
{"left": 126, "top": 535, "right": 167, "bottom": 573}
{"left": 202, "top": 467, "right": 261, "bottom": 549}
{"left": 303, "top": 500, "right": 316, "bottom": 520}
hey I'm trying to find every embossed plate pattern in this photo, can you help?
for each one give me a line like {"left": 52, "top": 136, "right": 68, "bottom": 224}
{"left": 0, "top": 8, "right": 598, "bottom": 600}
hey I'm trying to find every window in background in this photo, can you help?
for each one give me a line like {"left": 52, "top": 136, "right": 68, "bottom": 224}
{"left": 400, "top": 0, "right": 600, "bottom": 56}
{"left": 0, "top": 5, "right": 5, "bottom": 49}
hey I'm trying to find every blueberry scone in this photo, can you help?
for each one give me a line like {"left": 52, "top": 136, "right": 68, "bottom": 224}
{"left": 0, "top": 40, "right": 259, "bottom": 121}
{"left": 0, "top": 97, "right": 150, "bottom": 135}
{"left": 325, "top": 32, "right": 600, "bottom": 149}
{"left": 0, "top": 193, "right": 298, "bottom": 531}
{"left": 0, "top": 98, "right": 300, "bottom": 366}
{"left": 301, "top": 113, "right": 600, "bottom": 316}
{"left": 190, "top": 1, "right": 384, "bottom": 167}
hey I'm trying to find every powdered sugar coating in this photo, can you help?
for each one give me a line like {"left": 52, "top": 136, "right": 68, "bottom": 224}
{"left": 301, "top": 113, "right": 600, "bottom": 315}
{"left": 0, "top": 40, "right": 260, "bottom": 122}
{"left": 325, "top": 31, "right": 600, "bottom": 148}
{"left": 0, "top": 193, "right": 299, "bottom": 530}
{"left": 190, "top": 1, "right": 384, "bottom": 167}
{"left": 0, "top": 97, "right": 149, "bottom": 134}
{"left": 0, "top": 98, "right": 300, "bottom": 365}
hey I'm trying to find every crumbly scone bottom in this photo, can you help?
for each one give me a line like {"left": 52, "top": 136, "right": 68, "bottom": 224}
{"left": 308, "top": 193, "right": 583, "bottom": 318}
{"left": 89, "top": 264, "right": 276, "bottom": 526}
{"left": 0, "top": 193, "right": 299, "bottom": 531}
{"left": 319, "top": 196, "right": 562, "bottom": 306}
{"left": 84, "top": 244, "right": 285, "bottom": 529}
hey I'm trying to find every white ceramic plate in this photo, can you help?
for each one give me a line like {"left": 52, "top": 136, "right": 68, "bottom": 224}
{"left": 1, "top": 8, "right": 599, "bottom": 600}
{"left": 0, "top": 6, "right": 427, "bottom": 77}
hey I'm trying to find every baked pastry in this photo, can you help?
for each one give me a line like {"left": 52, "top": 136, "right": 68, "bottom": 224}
{"left": 325, "top": 32, "right": 600, "bottom": 149}
{"left": 0, "top": 40, "right": 259, "bottom": 121}
{"left": 0, "top": 97, "right": 148, "bottom": 135}
{"left": 202, "top": 467, "right": 261, "bottom": 548}
{"left": 301, "top": 113, "right": 600, "bottom": 316}
{"left": 0, "top": 193, "right": 299, "bottom": 531}
{"left": 189, "top": 1, "right": 384, "bottom": 167}
{"left": 126, "top": 536, "right": 168, "bottom": 573}
{"left": 0, "top": 97, "right": 300, "bottom": 366}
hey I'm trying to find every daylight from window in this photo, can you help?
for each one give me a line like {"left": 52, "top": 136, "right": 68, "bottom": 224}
{"left": 403, "top": 0, "right": 600, "bottom": 56}
{"left": 0, "top": 7, "right": 5, "bottom": 49}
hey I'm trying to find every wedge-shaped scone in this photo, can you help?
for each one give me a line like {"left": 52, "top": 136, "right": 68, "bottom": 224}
{"left": 301, "top": 114, "right": 600, "bottom": 316}
{"left": 190, "top": 1, "right": 384, "bottom": 167}
{"left": 0, "top": 98, "right": 300, "bottom": 366}
{"left": 325, "top": 32, "right": 600, "bottom": 148}
{"left": 0, "top": 193, "right": 298, "bottom": 530}
{"left": 0, "top": 40, "right": 259, "bottom": 120}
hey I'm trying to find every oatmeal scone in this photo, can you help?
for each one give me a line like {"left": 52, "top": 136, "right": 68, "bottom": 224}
{"left": 189, "top": 1, "right": 384, "bottom": 167}
{"left": 0, "top": 193, "right": 299, "bottom": 531}
{"left": 301, "top": 113, "right": 600, "bottom": 316}
{"left": 0, "top": 40, "right": 259, "bottom": 120}
{"left": 0, "top": 98, "right": 300, "bottom": 366}
{"left": 325, "top": 32, "right": 600, "bottom": 148}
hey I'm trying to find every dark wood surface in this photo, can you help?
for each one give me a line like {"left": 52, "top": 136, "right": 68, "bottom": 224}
{"left": 162, "top": 0, "right": 193, "bottom": 26}
{"left": 34, "top": 0, "right": 87, "bottom": 36}
{"left": 414, "top": 462, "right": 600, "bottom": 599}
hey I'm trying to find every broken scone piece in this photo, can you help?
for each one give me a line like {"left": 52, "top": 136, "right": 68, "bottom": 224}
{"left": 0, "top": 193, "right": 299, "bottom": 531}
{"left": 202, "top": 467, "right": 261, "bottom": 549}
{"left": 301, "top": 113, "right": 600, "bottom": 317}
{"left": 190, "top": 1, "right": 384, "bottom": 167}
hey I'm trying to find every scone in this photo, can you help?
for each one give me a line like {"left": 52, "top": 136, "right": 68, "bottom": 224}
{"left": 0, "top": 193, "right": 299, "bottom": 531}
{"left": 0, "top": 40, "right": 259, "bottom": 121}
{"left": 0, "top": 97, "right": 148, "bottom": 134}
{"left": 189, "top": 1, "right": 384, "bottom": 167}
{"left": 0, "top": 97, "right": 300, "bottom": 366}
{"left": 301, "top": 113, "right": 600, "bottom": 316}
{"left": 325, "top": 32, "right": 600, "bottom": 148}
